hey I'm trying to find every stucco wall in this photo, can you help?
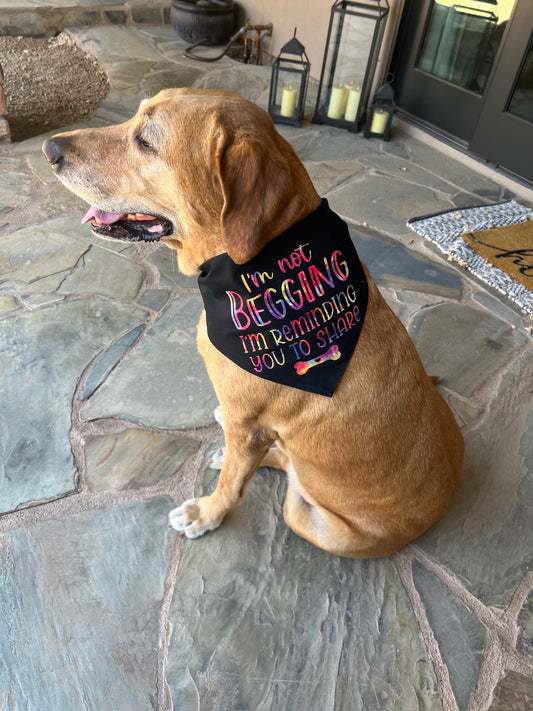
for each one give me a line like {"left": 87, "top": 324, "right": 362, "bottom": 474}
{"left": 236, "top": 0, "right": 331, "bottom": 76}
{"left": 238, "top": 0, "right": 405, "bottom": 89}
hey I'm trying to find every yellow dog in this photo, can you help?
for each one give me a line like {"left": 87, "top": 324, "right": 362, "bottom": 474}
{"left": 43, "top": 88, "right": 463, "bottom": 558}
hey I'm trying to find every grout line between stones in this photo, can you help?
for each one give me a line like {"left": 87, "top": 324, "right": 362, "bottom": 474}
{"left": 408, "top": 546, "right": 533, "bottom": 711}
{"left": 411, "top": 546, "right": 507, "bottom": 636}
{"left": 157, "top": 536, "right": 181, "bottom": 711}
{"left": 393, "top": 548, "right": 460, "bottom": 711}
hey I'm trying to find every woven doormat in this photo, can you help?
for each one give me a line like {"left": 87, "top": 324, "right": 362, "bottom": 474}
{"left": 463, "top": 220, "right": 533, "bottom": 291}
{"left": 407, "top": 201, "right": 533, "bottom": 314}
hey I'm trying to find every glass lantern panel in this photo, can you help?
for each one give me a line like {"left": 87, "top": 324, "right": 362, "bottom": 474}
{"left": 315, "top": 6, "right": 383, "bottom": 124}
{"left": 273, "top": 66, "right": 305, "bottom": 118}
{"left": 324, "top": 9, "right": 378, "bottom": 91}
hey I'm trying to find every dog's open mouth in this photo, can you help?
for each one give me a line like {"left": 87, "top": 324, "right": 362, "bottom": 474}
{"left": 81, "top": 206, "right": 173, "bottom": 242}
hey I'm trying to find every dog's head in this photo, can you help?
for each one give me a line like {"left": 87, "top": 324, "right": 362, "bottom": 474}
{"left": 42, "top": 88, "right": 319, "bottom": 274}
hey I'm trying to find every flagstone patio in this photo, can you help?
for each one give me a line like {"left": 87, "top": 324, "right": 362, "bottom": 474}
{"left": 0, "top": 18, "right": 532, "bottom": 711}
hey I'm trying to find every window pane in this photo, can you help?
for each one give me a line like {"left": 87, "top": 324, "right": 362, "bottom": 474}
{"left": 417, "top": 1, "right": 515, "bottom": 94}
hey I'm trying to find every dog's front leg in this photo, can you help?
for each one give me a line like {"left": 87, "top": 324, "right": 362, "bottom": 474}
{"left": 168, "top": 425, "right": 273, "bottom": 538}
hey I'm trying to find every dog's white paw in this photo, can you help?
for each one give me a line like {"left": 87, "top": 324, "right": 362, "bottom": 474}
{"left": 167, "top": 497, "right": 222, "bottom": 538}
{"left": 214, "top": 405, "right": 224, "bottom": 428}
{"left": 208, "top": 447, "right": 225, "bottom": 469}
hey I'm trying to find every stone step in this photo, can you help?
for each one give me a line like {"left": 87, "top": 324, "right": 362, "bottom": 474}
{"left": 0, "top": 1, "right": 170, "bottom": 37}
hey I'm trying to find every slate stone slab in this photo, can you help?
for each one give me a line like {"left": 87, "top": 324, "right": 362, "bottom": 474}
{"left": 165, "top": 461, "right": 442, "bottom": 711}
{"left": 71, "top": 26, "right": 166, "bottom": 65}
{"left": 487, "top": 670, "right": 533, "bottom": 711}
{"left": 409, "top": 303, "right": 527, "bottom": 397}
{"left": 472, "top": 291, "right": 525, "bottom": 327}
{"left": 350, "top": 228, "right": 462, "bottom": 298}
{"left": 415, "top": 350, "right": 533, "bottom": 608}
{"left": 327, "top": 174, "right": 453, "bottom": 236}
{"left": 102, "top": 9, "right": 127, "bottom": 24}
{"left": 0, "top": 219, "right": 144, "bottom": 299}
{"left": 63, "top": 9, "right": 100, "bottom": 28}
{"left": 0, "top": 294, "right": 18, "bottom": 316}
{"left": 92, "top": 89, "right": 146, "bottom": 124}
{"left": 141, "top": 66, "right": 205, "bottom": 97}
{"left": 0, "top": 157, "right": 32, "bottom": 209}
{"left": 46, "top": 217, "right": 136, "bottom": 256}
{"left": 356, "top": 152, "right": 457, "bottom": 197}
{"left": 147, "top": 247, "right": 198, "bottom": 290}
{"left": 0, "top": 497, "right": 174, "bottom": 711}
{"left": 194, "top": 65, "right": 271, "bottom": 105}
{"left": 0, "top": 11, "right": 47, "bottom": 37}
{"left": 402, "top": 138, "right": 507, "bottom": 201}
{"left": 80, "top": 294, "right": 217, "bottom": 429}
{"left": 304, "top": 159, "right": 365, "bottom": 196}
{"left": 106, "top": 59, "right": 156, "bottom": 91}
{"left": 412, "top": 561, "right": 486, "bottom": 710}
{"left": 0, "top": 299, "right": 146, "bottom": 514}
{"left": 138, "top": 25, "right": 181, "bottom": 45}
{"left": 0, "top": 229, "right": 88, "bottom": 294}
{"left": 58, "top": 244, "right": 144, "bottom": 299}
{"left": 84, "top": 429, "right": 200, "bottom": 491}
{"left": 138, "top": 288, "right": 171, "bottom": 312}
{"left": 287, "top": 126, "right": 377, "bottom": 163}
{"left": 81, "top": 325, "right": 145, "bottom": 399}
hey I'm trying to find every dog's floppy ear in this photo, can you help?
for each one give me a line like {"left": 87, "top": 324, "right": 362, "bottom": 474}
{"left": 214, "top": 126, "right": 306, "bottom": 264}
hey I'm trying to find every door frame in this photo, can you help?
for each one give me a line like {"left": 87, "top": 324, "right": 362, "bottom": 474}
{"left": 469, "top": 1, "right": 533, "bottom": 181}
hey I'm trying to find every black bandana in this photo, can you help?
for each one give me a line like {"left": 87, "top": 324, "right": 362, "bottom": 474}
{"left": 198, "top": 200, "right": 368, "bottom": 397}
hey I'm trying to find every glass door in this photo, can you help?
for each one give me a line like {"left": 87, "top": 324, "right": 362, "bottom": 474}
{"left": 391, "top": 0, "right": 533, "bottom": 182}
{"left": 418, "top": 1, "right": 502, "bottom": 95}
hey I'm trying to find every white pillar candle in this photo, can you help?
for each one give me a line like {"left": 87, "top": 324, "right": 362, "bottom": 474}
{"left": 327, "top": 85, "right": 348, "bottom": 120}
{"left": 344, "top": 83, "right": 361, "bottom": 122}
{"left": 370, "top": 107, "right": 389, "bottom": 135}
{"left": 280, "top": 86, "right": 298, "bottom": 118}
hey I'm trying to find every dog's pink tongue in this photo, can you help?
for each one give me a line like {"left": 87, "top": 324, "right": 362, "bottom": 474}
{"left": 81, "top": 206, "right": 126, "bottom": 225}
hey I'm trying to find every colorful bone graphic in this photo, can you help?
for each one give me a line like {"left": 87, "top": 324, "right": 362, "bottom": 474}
{"left": 294, "top": 345, "right": 341, "bottom": 375}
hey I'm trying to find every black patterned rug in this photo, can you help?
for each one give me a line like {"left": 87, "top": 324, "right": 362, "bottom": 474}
{"left": 408, "top": 201, "right": 533, "bottom": 315}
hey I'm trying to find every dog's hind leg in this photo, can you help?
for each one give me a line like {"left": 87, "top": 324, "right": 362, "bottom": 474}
{"left": 209, "top": 443, "right": 289, "bottom": 471}
{"left": 208, "top": 407, "right": 289, "bottom": 472}
{"left": 281, "top": 466, "right": 388, "bottom": 558}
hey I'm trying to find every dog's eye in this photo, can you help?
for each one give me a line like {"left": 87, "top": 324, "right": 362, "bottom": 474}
{"left": 135, "top": 133, "right": 154, "bottom": 151}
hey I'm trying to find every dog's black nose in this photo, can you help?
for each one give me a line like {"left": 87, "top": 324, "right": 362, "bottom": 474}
{"left": 42, "top": 139, "right": 64, "bottom": 167}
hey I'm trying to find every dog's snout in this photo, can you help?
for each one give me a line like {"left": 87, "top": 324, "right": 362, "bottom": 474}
{"left": 42, "top": 138, "right": 64, "bottom": 168}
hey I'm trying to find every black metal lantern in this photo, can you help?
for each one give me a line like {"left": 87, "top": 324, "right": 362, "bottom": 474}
{"left": 268, "top": 29, "right": 310, "bottom": 127}
{"left": 364, "top": 76, "right": 395, "bottom": 140}
{"left": 312, "top": 0, "right": 389, "bottom": 132}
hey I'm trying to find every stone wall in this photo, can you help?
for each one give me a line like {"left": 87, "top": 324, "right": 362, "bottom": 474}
{"left": 0, "top": 1, "right": 170, "bottom": 37}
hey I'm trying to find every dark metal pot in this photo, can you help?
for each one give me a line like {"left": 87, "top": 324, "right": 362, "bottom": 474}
{"left": 170, "top": 0, "right": 235, "bottom": 44}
